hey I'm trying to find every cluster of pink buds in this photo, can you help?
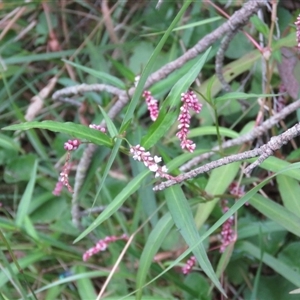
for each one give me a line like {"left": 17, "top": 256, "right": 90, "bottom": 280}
{"left": 89, "top": 124, "right": 106, "bottom": 133}
{"left": 295, "top": 14, "right": 300, "bottom": 49}
{"left": 182, "top": 256, "right": 196, "bottom": 275}
{"left": 143, "top": 90, "right": 159, "bottom": 121}
{"left": 176, "top": 91, "right": 202, "bottom": 152}
{"left": 53, "top": 124, "right": 107, "bottom": 196}
{"left": 130, "top": 144, "right": 174, "bottom": 180}
{"left": 64, "top": 139, "right": 81, "bottom": 151}
{"left": 53, "top": 152, "right": 73, "bottom": 196}
{"left": 274, "top": 84, "right": 287, "bottom": 113}
{"left": 83, "top": 234, "right": 128, "bottom": 261}
{"left": 228, "top": 182, "right": 245, "bottom": 198}
{"left": 220, "top": 200, "right": 236, "bottom": 253}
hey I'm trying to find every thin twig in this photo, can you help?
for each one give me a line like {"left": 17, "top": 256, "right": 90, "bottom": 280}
{"left": 154, "top": 122, "right": 300, "bottom": 191}
{"left": 180, "top": 99, "right": 300, "bottom": 172}
{"left": 144, "top": 1, "right": 265, "bottom": 88}
{"left": 215, "top": 28, "right": 240, "bottom": 92}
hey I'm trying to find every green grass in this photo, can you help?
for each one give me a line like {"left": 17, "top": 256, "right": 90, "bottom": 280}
{"left": 1, "top": 1, "right": 300, "bottom": 299}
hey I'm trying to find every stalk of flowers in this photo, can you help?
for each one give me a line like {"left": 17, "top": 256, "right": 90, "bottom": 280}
{"left": 130, "top": 144, "right": 174, "bottom": 180}
{"left": 182, "top": 255, "right": 196, "bottom": 275}
{"left": 53, "top": 124, "right": 106, "bottom": 196}
{"left": 228, "top": 182, "right": 245, "bottom": 198}
{"left": 295, "top": 14, "right": 300, "bottom": 49}
{"left": 220, "top": 200, "right": 236, "bottom": 253}
{"left": 83, "top": 234, "right": 128, "bottom": 261}
{"left": 274, "top": 84, "right": 287, "bottom": 113}
{"left": 143, "top": 90, "right": 159, "bottom": 121}
{"left": 176, "top": 91, "right": 202, "bottom": 152}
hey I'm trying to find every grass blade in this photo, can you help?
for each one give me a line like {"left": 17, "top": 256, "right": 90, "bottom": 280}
{"left": 15, "top": 159, "right": 38, "bottom": 226}
{"left": 136, "top": 213, "right": 173, "bottom": 299}
{"left": 2, "top": 121, "right": 113, "bottom": 148}
{"left": 165, "top": 185, "right": 226, "bottom": 296}
{"left": 74, "top": 170, "right": 150, "bottom": 243}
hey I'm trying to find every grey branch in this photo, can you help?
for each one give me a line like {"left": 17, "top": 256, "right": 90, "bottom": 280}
{"left": 52, "top": 83, "right": 125, "bottom": 101}
{"left": 144, "top": 1, "right": 265, "bottom": 88}
{"left": 154, "top": 122, "right": 300, "bottom": 191}
{"left": 180, "top": 99, "right": 300, "bottom": 172}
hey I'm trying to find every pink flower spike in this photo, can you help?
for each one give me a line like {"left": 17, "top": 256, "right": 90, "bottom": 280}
{"left": 182, "top": 256, "right": 196, "bottom": 275}
{"left": 176, "top": 91, "right": 202, "bottom": 153}
{"left": 130, "top": 145, "right": 174, "bottom": 180}
{"left": 219, "top": 200, "right": 236, "bottom": 253}
{"left": 82, "top": 234, "right": 128, "bottom": 261}
{"left": 53, "top": 152, "right": 73, "bottom": 196}
{"left": 295, "top": 14, "right": 300, "bottom": 49}
{"left": 143, "top": 90, "right": 159, "bottom": 121}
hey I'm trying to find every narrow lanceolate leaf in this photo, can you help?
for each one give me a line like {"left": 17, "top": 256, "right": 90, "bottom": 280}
{"left": 136, "top": 213, "right": 174, "bottom": 300}
{"left": 74, "top": 170, "right": 150, "bottom": 243}
{"left": 141, "top": 47, "right": 211, "bottom": 149}
{"left": 16, "top": 159, "right": 38, "bottom": 226}
{"left": 239, "top": 241, "right": 300, "bottom": 287}
{"left": 2, "top": 121, "right": 113, "bottom": 148}
{"left": 276, "top": 175, "right": 300, "bottom": 218}
{"left": 250, "top": 194, "right": 300, "bottom": 237}
{"left": 165, "top": 185, "right": 226, "bottom": 296}
{"left": 62, "top": 59, "right": 126, "bottom": 89}
{"left": 121, "top": 0, "right": 193, "bottom": 128}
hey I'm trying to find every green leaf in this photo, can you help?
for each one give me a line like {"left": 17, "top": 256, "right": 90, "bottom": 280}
{"left": 142, "top": 16, "right": 222, "bottom": 36}
{"left": 239, "top": 241, "right": 300, "bottom": 287}
{"left": 0, "top": 133, "right": 21, "bottom": 151}
{"left": 168, "top": 125, "right": 239, "bottom": 143}
{"left": 98, "top": 105, "right": 119, "bottom": 137}
{"left": 125, "top": 163, "right": 300, "bottom": 298}
{"left": 62, "top": 59, "right": 126, "bottom": 89}
{"left": 277, "top": 175, "right": 300, "bottom": 218}
{"left": 253, "top": 156, "right": 300, "bottom": 181}
{"left": 2, "top": 121, "right": 113, "bottom": 148}
{"left": 250, "top": 194, "right": 300, "bottom": 237}
{"left": 142, "top": 47, "right": 211, "bottom": 149}
{"left": 75, "top": 265, "right": 97, "bottom": 300}
{"left": 121, "top": 0, "right": 194, "bottom": 129}
{"left": 92, "top": 138, "right": 122, "bottom": 208}
{"left": 0, "top": 251, "right": 45, "bottom": 288}
{"left": 4, "top": 153, "right": 37, "bottom": 183}
{"left": 3, "top": 50, "right": 76, "bottom": 65}
{"left": 195, "top": 162, "right": 241, "bottom": 228}
{"left": 74, "top": 170, "right": 150, "bottom": 243}
{"left": 15, "top": 159, "right": 38, "bottom": 226}
{"left": 136, "top": 213, "right": 174, "bottom": 299}
{"left": 165, "top": 185, "right": 226, "bottom": 296}
{"left": 214, "top": 92, "right": 278, "bottom": 102}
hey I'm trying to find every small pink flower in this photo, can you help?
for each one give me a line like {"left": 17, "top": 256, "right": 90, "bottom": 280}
{"left": 220, "top": 200, "right": 236, "bottom": 253}
{"left": 295, "top": 14, "right": 300, "bottom": 49}
{"left": 182, "top": 256, "right": 196, "bottom": 275}
{"left": 143, "top": 90, "right": 159, "bottom": 121}
{"left": 53, "top": 153, "right": 73, "bottom": 196}
{"left": 130, "top": 145, "right": 174, "bottom": 180}
{"left": 83, "top": 234, "right": 128, "bottom": 261}
{"left": 176, "top": 91, "right": 202, "bottom": 153}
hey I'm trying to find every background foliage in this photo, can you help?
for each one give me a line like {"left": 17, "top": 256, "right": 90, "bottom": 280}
{"left": 1, "top": 1, "right": 300, "bottom": 299}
